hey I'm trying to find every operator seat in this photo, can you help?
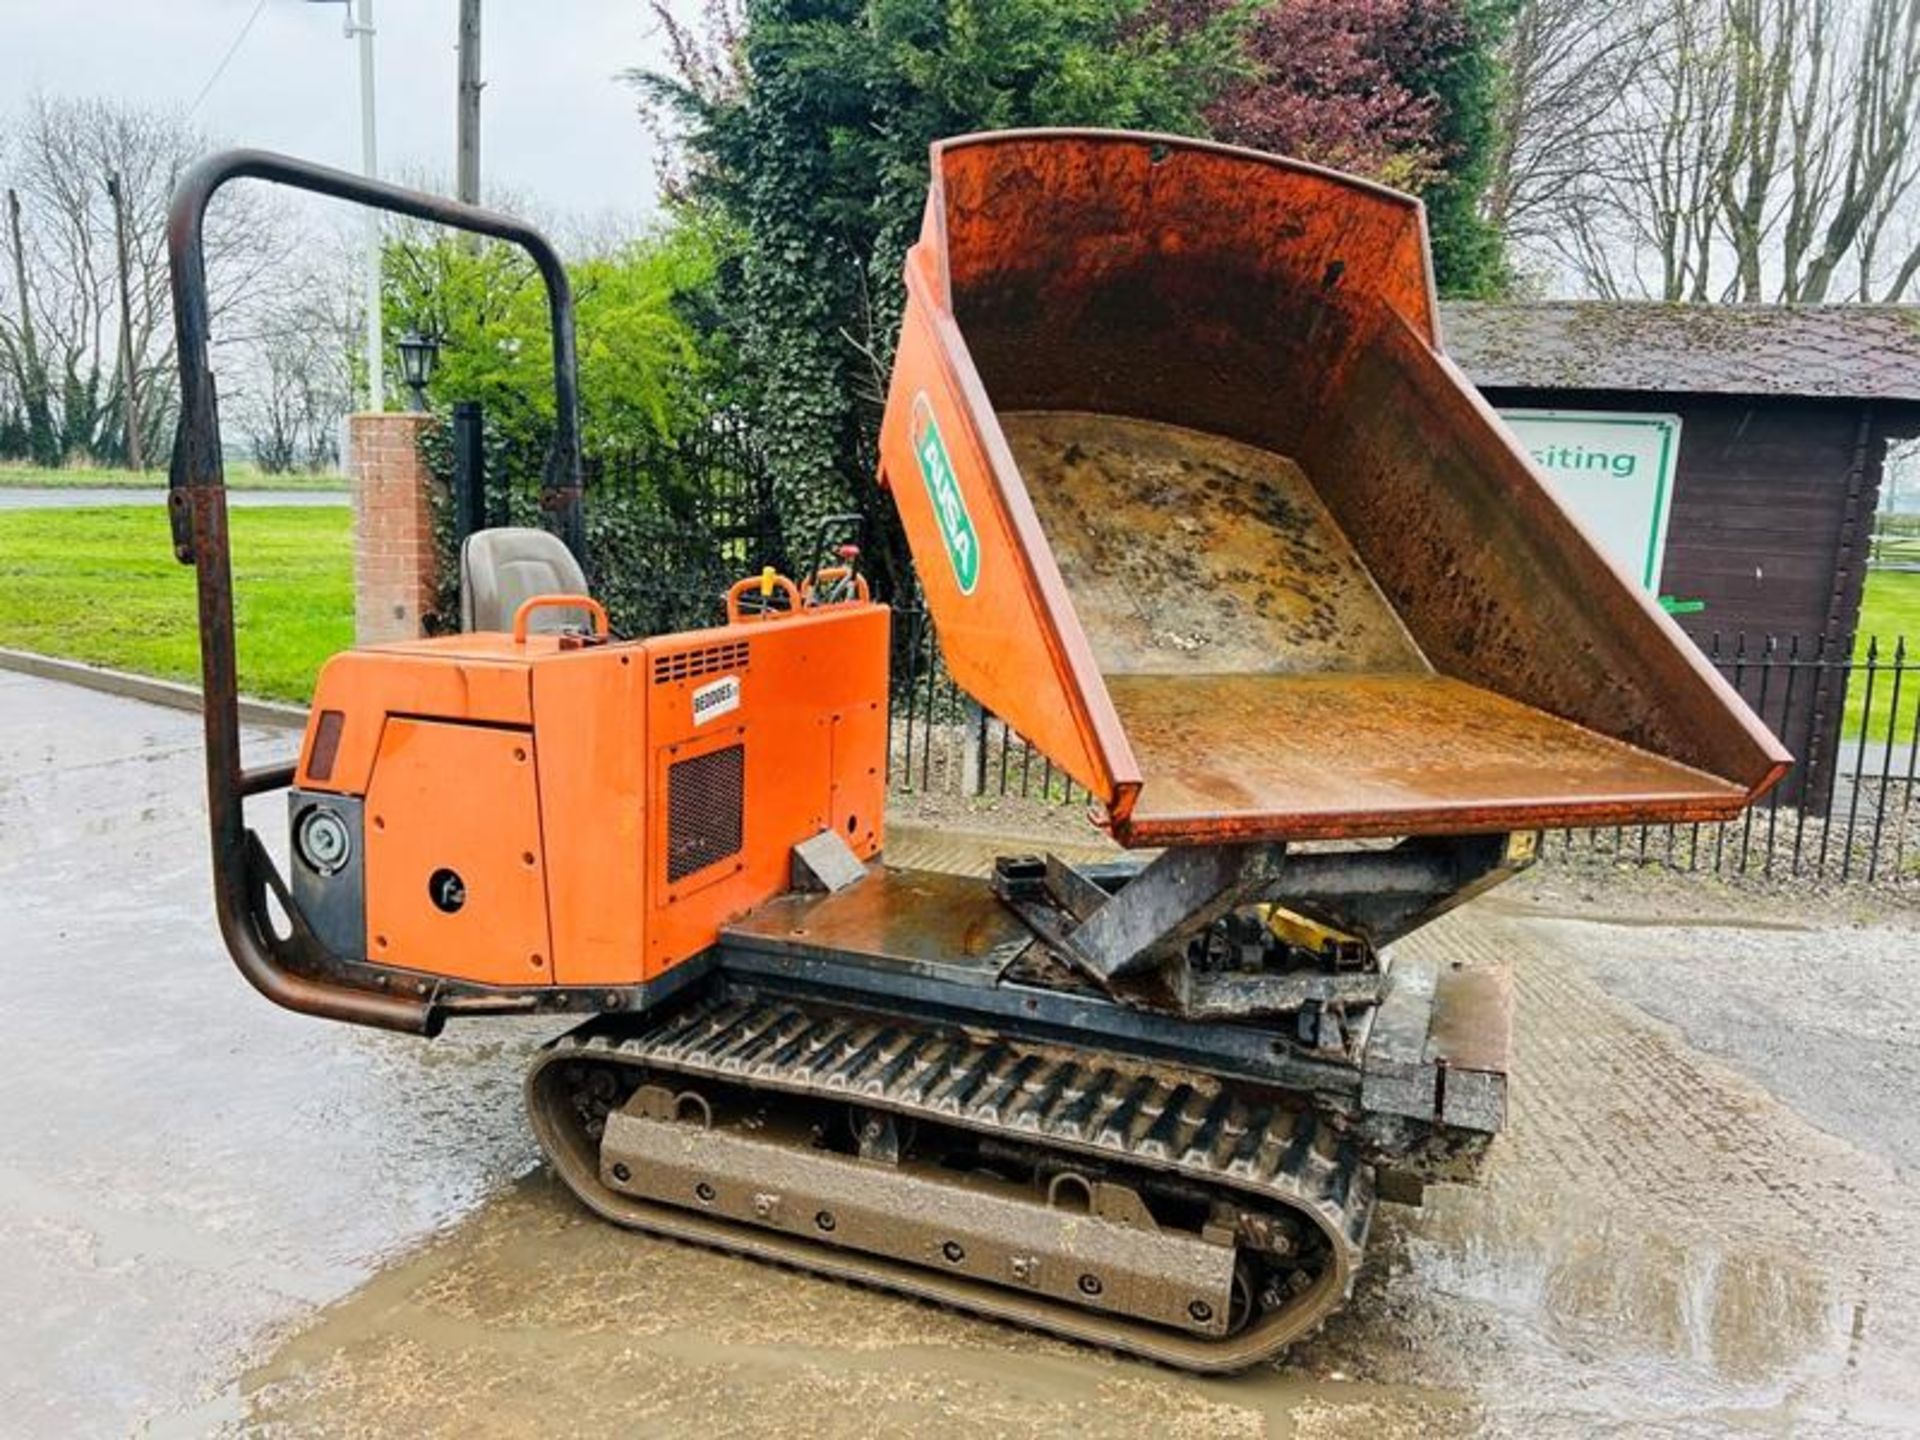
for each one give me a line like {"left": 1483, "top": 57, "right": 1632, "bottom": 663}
{"left": 459, "top": 526, "right": 594, "bottom": 634}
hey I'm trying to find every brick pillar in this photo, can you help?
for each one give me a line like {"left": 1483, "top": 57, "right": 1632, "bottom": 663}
{"left": 349, "top": 412, "right": 441, "bottom": 645}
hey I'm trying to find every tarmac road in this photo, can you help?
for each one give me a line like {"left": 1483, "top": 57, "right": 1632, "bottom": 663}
{"left": 4, "top": 671, "right": 1919, "bottom": 1437}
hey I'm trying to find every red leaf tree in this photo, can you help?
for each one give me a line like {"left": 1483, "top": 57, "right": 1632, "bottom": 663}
{"left": 1156, "top": 0, "right": 1465, "bottom": 190}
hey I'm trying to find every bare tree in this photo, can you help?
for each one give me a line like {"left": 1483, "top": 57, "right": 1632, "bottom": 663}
{"left": 243, "top": 323, "right": 346, "bottom": 473}
{"left": 0, "top": 95, "right": 287, "bottom": 466}
{"left": 1512, "top": 0, "right": 1734, "bottom": 298}
{"left": 1484, "top": 0, "right": 1663, "bottom": 248}
{"left": 1794, "top": 0, "right": 1920, "bottom": 298}
{"left": 1496, "top": 0, "right": 1920, "bottom": 302}
{"left": 226, "top": 228, "right": 360, "bottom": 473}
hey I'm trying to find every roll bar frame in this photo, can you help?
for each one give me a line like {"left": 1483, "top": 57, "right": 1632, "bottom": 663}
{"left": 166, "top": 148, "right": 585, "bottom": 1034}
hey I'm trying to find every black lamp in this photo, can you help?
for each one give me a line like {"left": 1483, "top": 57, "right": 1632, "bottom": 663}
{"left": 396, "top": 329, "right": 442, "bottom": 412}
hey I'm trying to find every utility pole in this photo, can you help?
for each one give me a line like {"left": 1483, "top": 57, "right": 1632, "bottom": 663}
{"left": 4, "top": 191, "right": 36, "bottom": 374}
{"left": 307, "top": 0, "right": 382, "bottom": 409}
{"left": 106, "top": 173, "right": 144, "bottom": 471}
{"left": 354, "top": 0, "right": 383, "bottom": 412}
{"left": 5, "top": 188, "right": 51, "bottom": 464}
{"left": 457, "top": 0, "right": 483, "bottom": 207}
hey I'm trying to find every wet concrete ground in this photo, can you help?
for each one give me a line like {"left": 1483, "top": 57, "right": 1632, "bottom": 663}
{"left": 0, "top": 674, "right": 561, "bottom": 1436}
{"left": 6, "top": 672, "right": 1920, "bottom": 1436}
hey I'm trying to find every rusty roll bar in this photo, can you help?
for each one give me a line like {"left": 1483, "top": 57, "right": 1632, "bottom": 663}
{"left": 166, "top": 149, "right": 584, "bottom": 1034}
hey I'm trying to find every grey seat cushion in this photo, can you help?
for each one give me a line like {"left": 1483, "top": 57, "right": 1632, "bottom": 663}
{"left": 459, "top": 527, "right": 593, "bottom": 633}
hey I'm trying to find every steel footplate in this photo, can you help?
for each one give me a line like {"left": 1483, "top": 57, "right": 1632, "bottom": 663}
{"left": 527, "top": 985, "right": 1375, "bottom": 1372}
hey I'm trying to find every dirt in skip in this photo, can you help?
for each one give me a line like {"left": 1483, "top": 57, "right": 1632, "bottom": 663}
{"left": 1000, "top": 410, "right": 1424, "bottom": 676}
{"left": 201, "top": 884, "right": 1920, "bottom": 1439}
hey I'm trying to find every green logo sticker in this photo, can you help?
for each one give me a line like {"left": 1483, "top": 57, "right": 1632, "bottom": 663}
{"left": 910, "top": 392, "right": 980, "bottom": 595}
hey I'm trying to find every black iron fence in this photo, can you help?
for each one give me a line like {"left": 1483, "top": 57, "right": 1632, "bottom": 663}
{"left": 1547, "top": 633, "right": 1919, "bottom": 886}
{"left": 887, "top": 612, "right": 1920, "bottom": 889}
{"left": 887, "top": 606, "right": 1100, "bottom": 810}
{"left": 427, "top": 408, "right": 785, "bottom": 639}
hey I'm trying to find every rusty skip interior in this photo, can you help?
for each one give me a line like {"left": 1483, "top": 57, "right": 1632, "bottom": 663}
{"left": 912, "top": 132, "right": 1790, "bottom": 843}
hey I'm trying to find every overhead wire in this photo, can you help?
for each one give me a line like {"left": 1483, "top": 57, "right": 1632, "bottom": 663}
{"left": 187, "top": 0, "right": 273, "bottom": 117}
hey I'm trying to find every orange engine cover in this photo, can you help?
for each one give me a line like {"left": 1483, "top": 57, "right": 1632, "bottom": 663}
{"left": 364, "top": 718, "right": 553, "bottom": 984}
{"left": 292, "top": 601, "right": 890, "bottom": 991}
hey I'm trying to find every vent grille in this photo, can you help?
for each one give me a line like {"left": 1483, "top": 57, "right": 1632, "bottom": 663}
{"left": 654, "top": 640, "right": 749, "bottom": 685}
{"left": 666, "top": 744, "right": 745, "bottom": 882}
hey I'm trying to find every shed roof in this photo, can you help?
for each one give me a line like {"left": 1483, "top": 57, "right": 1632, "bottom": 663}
{"left": 1439, "top": 301, "right": 1920, "bottom": 403}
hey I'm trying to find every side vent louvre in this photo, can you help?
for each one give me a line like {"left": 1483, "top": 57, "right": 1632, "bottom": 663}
{"left": 654, "top": 640, "right": 750, "bottom": 685}
{"left": 666, "top": 744, "right": 746, "bottom": 882}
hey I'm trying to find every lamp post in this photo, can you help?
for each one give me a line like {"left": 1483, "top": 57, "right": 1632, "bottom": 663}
{"left": 396, "top": 329, "right": 441, "bottom": 412}
{"left": 306, "top": 0, "right": 383, "bottom": 412}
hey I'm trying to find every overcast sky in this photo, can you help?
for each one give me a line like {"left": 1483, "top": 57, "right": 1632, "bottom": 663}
{"left": 0, "top": 0, "right": 670, "bottom": 226}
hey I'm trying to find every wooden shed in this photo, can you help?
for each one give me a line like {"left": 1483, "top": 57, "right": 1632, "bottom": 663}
{"left": 1439, "top": 301, "right": 1920, "bottom": 810}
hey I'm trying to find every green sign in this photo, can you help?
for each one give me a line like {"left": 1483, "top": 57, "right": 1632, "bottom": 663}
{"left": 1498, "top": 408, "right": 1683, "bottom": 593}
{"left": 910, "top": 392, "right": 981, "bottom": 595}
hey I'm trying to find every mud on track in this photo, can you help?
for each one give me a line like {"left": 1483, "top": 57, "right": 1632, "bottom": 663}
{"left": 218, "top": 893, "right": 1920, "bottom": 1437}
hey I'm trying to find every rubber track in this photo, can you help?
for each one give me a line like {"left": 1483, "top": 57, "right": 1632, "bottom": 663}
{"left": 527, "top": 987, "right": 1375, "bottom": 1372}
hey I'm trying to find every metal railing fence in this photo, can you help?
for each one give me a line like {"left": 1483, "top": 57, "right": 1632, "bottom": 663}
{"left": 887, "top": 611, "right": 1920, "bottom": 888}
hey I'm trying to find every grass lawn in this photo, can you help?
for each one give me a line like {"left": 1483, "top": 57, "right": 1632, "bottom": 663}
{"left": 1858, "top": 567, "right": 1920, "bottom": 641}
{"left": 0, "top": 463, "right": 347, "bottom": 491}
{"left": 1845, "top": 568, "right": 1919, "bottom": 742}
{"left": 0, "top": 504, "right": 350, "bottom": 703}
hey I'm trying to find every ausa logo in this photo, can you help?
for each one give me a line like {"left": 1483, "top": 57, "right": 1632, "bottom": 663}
{"left": 910, "top": 392, "right": 980, "bottom": 595}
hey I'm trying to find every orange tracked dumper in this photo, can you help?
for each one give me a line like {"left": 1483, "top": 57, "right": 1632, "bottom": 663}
{"left": 166, "top": 133, "right": 1786, "bottom": 1369}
